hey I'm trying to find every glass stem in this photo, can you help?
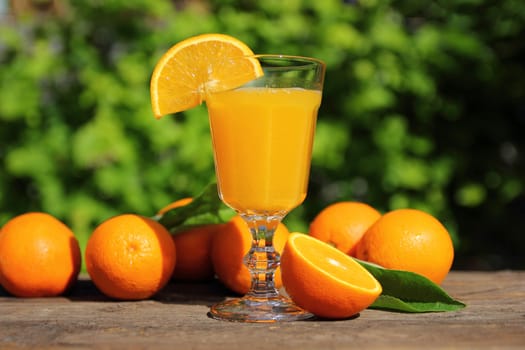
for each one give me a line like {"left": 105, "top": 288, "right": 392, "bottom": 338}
{"left": 241, "top": 214, "right": 283, "bottom": 300}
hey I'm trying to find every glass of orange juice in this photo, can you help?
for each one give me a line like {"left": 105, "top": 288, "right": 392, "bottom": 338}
{"left": 206, "top": 55, "right": 325, "bottom": 322}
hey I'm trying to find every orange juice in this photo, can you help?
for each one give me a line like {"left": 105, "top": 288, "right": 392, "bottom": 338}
{"left": 207, "top": 87, "right": 322, "bottom": 214}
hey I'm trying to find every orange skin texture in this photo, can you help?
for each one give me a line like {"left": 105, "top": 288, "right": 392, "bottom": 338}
{"left": 85, "top": 214, "right": 176, "bottom": 300}
{"left": 309, "top": 201, "right": 381, "bottom": 257}
{"left": 157, "top": 197, "right": 193, "bottom": 215}
{"left": 171, "top": 225, "right": 221, "bottom": 281}
{"left": 211, "top": 215, "right": 289, "bottom": 295}
{"left": 158, "top": 197, "right": 219, "bottom": 281}
{"left": 281, "top": 233, "right": 382, "bottom": 319}
{"left": 0, "top": 212, "right": 81, "bottom": 297}
{"left": 355, "top": 208, "right": 454, "bottom": 284}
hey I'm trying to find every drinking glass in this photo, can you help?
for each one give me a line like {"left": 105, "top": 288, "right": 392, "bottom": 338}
{"left": 206, "top": 55, "right": 326, "bottom": 322}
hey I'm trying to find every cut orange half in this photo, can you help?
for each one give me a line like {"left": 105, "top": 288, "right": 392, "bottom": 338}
{"left": 150, "top": 33, "right": 263, "bottom": 119}
{"left": 280, "top": 233, "right": 382, "bottom": 319}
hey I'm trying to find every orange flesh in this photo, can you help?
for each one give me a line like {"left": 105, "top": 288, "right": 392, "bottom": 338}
{"left": 150, "top": 34, "right": 262, "bottom": 118}
{"left": 295, "top": 235, "right": 379, "bottom": 291}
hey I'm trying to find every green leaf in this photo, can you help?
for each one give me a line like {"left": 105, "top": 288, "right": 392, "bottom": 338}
{"left": 357, "top": 259, "right": 466, "bottom": 312}
{"left": 155, "top": 183, "right": 236, "bottom": 234}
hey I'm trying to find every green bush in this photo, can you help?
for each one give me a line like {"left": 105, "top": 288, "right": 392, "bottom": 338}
{"left": 1, "top": 0, "right": 524, "bottom": 269}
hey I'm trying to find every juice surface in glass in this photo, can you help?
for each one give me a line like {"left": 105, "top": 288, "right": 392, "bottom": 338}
{"left": 207, "top": 87, "right": 322, "bottom": 214}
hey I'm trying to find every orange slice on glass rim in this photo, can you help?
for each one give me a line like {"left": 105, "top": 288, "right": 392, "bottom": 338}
{"left": 150, "top": 33, "right": 263, "bottom": 119}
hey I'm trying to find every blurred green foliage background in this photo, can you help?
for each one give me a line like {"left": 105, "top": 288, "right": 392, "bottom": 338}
{"left": 1, "top": 0, "right": 524, "bottom": 269}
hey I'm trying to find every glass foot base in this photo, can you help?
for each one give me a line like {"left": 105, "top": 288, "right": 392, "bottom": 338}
{"left": 209, "top": 295, "right": 313, "bottom": 323}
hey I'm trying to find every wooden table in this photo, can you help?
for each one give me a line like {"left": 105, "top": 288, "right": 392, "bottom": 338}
{"left": 1, "top": 271, "right": 524, "bottom": 349}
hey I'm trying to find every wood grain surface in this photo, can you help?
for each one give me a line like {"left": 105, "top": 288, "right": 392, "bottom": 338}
{"left": 1, "top": 271, "right": 524, "bottom": 349}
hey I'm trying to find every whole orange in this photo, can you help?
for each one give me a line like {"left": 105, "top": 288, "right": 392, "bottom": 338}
{"left": 281, "top": 233, "right": 382, "bottom": 319}
{"left": 354, "top": 208, "right": 454, "bottom": 284}
{"left": 309, "top": 201, "right": 381, "bottom": 256}
{"left": 170, "top": 225, "right": 221, "bottom": 281}
{"left": 85, "top": 214, "right": 176, "bottom": 300}
{"left": 0, "top": 212, "right": 81, "bottom": 297}
{"left": 211, "top": 215, "right": 289, "bottom": 295}
{"left": 157, "top": 198, "right": 219, "bottom": 281}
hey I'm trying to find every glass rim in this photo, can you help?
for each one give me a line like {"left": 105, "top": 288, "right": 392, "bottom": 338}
{"left": 212, "top": 53, "right": 326, "bottom": 92}
{"left": 241, "top": 54, "right": 326, "bottom": 68}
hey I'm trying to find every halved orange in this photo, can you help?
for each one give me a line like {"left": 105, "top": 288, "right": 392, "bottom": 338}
{"left": 280, "top": 233, "right": 382, "bottom": 319}
{"left": 150, "top": 33, "right": 263, "bottom": 119}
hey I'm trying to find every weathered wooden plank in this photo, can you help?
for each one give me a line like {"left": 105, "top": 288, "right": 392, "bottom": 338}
{"left": 1, "top": 271, "right": 524, "bottom": 349}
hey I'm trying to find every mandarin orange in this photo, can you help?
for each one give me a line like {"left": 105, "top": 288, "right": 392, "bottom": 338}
{"left": 309, "top": 201, "right": 381, "bottom": 256}
{"left": 354, "top": 208, "right": 454, "bottom": 284}
{"left": 158, "top": 198, "right": 219, "bottom": 281}
{"left": 170, "top": 225, "right": 220, "bottom": 281}
{"left": 211, "top": 215, "right": 289, "bottom": 295}
{"left": 0, "top": 212, "right": 81, "bottom": 297}
{"left": 85, "top": 214, "right": 176, "bottom": 300}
